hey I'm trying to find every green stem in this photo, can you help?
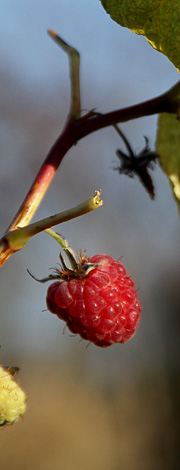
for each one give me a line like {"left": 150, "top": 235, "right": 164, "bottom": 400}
{"left": 48, "top": 30, "right": 81, "bottom": 119}
{"left": 45, "top": 229, "right": 79, "bottom": 271}
{"left": 45, "top": 228, "right": 68, "bottom": 249}
{"left": 0, "top": 191, "right": 102, "bottom": 262}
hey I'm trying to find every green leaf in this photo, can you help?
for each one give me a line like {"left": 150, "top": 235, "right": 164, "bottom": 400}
{"left": 100, "top": 0, "right": 180, "bottom": 72}
{"left": 156, "top": 113, "right": 180, "bottom": 215}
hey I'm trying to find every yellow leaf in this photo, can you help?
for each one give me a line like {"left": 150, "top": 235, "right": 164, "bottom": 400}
{"left": 156, "top": 113, "right": 180, "bottom": 216}
{"left": 100, "top": 0, "right": 180, "bottom": 72}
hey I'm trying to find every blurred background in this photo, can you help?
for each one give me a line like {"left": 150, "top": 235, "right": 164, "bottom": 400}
{"left": 0, "top": 1, "right": 180, "bottom": 468}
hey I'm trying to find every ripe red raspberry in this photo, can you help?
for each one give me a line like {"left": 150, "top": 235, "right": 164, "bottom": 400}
{"left": 46, "top": 254, "right": 141, "bottom": 348}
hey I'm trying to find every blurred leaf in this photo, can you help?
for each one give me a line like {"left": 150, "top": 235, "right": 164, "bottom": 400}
{"left": 156, "top": 113, "right": 180, "bottom": 216}
{"left": 100, "top": 0, "right": 180, "bottom": 72}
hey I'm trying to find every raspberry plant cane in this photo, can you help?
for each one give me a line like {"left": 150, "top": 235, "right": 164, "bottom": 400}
{"left": 0, "top": 31, "right": 180, "bottom": 267}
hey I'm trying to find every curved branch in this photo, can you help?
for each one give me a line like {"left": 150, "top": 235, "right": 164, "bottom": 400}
{"left": 6, "top": 83, "right": 180, "bottom": 234}
{"left": 1, "top": 29, "right": 180, "bottom": 268}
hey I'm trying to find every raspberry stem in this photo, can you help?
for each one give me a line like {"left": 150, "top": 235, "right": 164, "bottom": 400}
{"left": 48, "top": 30, "right": 81, "bottom": 119}
{"left": 1, "top": 30, "right": 180, "bottom": 267}
{"left": 0, "top": 191, "right": 103, "bottom": 261}
{"left": 45, "top": 229, "right": 79, "bottom": 271}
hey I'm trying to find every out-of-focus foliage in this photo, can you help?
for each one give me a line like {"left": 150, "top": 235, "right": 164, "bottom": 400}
{"left": 156, "top": 113, "right": 180, "bottom": 216}
{"left": 0, "top": 366, "right": 26, "bottom": 426}
{"left": 100, "top": 0, "right": 180, "bottom": 72}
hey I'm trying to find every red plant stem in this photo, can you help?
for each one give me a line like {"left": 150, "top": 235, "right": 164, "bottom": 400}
{"left": 6, "top": 93, "right": 178, "bottom": 233}
{"left": 75, "top": 95, "right": 176, "bottom": 137}
{"left": 7, "top": 119, "right": 76, "bottom": 231}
